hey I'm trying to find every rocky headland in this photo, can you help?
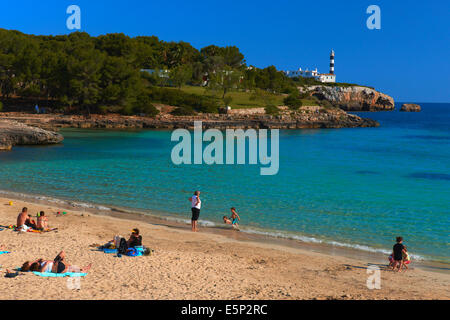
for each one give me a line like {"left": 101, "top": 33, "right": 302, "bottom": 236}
{"left": 302, "top": 85, "right": 395, "bottom": 111}
{"left": 0, "top": 120, "right": 64, "bottom": 150}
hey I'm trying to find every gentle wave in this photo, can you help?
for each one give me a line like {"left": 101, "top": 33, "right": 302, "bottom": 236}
{"left": 0, "top": 189, "right": 426, "bottom": 261}
{"left": 0, "top": 189, "right": 112, "bottom": 212}
{"left": 238, "top": 227, "right": 425, "bottom": 261}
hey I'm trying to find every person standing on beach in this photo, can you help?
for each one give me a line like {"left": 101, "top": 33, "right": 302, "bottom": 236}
{"left": 391, "top": 236, "right": 406, "bottom": 272}
{"left": 189, "top": 191, "right": 201, "bottom": 232}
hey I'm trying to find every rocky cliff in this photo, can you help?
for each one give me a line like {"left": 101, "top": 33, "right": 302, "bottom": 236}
{"left": 0, "top": 120, "right": 64, "bottom": 150}
{"left": 302, "top": 85, "right": 395, "bottom": 111}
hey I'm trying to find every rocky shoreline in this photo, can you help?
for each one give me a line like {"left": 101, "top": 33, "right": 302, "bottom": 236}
{"left": 0, "top": 120, "right": 64, "bottom": 150}
{"left": 1, "top": 108, "right": 379, "bottom": 132}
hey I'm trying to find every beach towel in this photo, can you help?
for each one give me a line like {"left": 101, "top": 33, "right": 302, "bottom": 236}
{"left": 0, "top": 251, "right": 10, "bottom": 255}
{"left": 32, "top": 271, "right": 87, "bottom": 277}
{"left": 103, "top": 248, "right": 118, "bottom": 254}
{"left": 27, "top": 228, "right": 58, "bottom": 233}
{"left": 126, "top": 247, "right": 142, "bottom": 257}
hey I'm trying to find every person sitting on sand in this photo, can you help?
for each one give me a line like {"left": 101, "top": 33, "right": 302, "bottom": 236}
{"left": 31, "top": 251, "right": 92, "bottom": 274}
{"left": 223, "top": 214, "right": 239, "bottom": 230}
{"left": 223, "top": 216, "right": 232, "bottom": 225}
{"left": 127, "top": 228, "right": 142, "bottom": 248}
{"left": 36, "top": 211, "right": 48, "bottom": 231}
{"left": 388, "top": 254, "right": 395, "bottom": 268}
{"left": 391, "top": 236, "right": 407, "bottom": 272}
{"left": 25, "top": 215, "right": 37, "bottom": 229}
{"left": 104, "top": 228, "right": 143, "bottom": 250}
{"left": 17, "top": 207, "right": 33, "bottom": 231}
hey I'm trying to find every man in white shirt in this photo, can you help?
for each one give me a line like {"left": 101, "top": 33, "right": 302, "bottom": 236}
{"left": 189, "top": 191, "right": 201, "bottom": 232}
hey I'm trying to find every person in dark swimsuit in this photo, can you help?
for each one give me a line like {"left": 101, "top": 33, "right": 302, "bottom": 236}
{"left": 391, "top": 237, "right": 406, "bottom": 272}
{"left": 127, "top": 228, "right": 142, "bottom": 248}
{"left": 43, "top": 251, "right": 92, "bottom": 274}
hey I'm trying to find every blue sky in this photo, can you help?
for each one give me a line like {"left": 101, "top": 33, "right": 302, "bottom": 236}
{"left": 0, "top": 0, "right": 448, "bottom": 102}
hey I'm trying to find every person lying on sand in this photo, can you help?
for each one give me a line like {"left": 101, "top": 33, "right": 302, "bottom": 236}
{"left": 36, "top": 211, "right": 49, "bottom": 230}
{"left": 21, "top": 251, "right": 92, "bottom": 274}
{"left": 21, "top": 259, "right": 49, "bottom": 272}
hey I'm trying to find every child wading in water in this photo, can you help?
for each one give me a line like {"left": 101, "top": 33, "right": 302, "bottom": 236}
{"left": 223, "top": 207, "right": 241, "bottom": 230}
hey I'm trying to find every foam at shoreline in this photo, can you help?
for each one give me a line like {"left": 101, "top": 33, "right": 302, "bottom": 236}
{"left": 0, "top": 188, "right": 432, "bottom": 263}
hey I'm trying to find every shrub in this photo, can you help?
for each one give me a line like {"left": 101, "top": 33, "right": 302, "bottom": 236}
{"left": 223, "top": 96, "right": 232, "bottom": 107}
{"left": 120, "top": 104, "right": 134, "bottom": 115}
{"left": 95, "top": 105, "right": 108, "bottom": 114}
{"left": 170, "top": 106, "right": 196, "bottom": 116}
{"left": 0, "top": 101, "right": 3, "bottom": 112}
{"left": 283, "top": 94, "right": 303, "bottom": 110}
{"left": 147, "top": 87, "right": 219, "bottom": 113}
{"left": 133, "top": 95, "right": 159, "bottom": 117}
{"left": 264, "top": 105, "right": 279, "bottom": 115}
{"left": 319, "top": 100, "right": 334, "bottom": 109}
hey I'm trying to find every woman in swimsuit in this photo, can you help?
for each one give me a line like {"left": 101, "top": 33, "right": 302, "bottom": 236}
{"left": 22, "top": 251, "right": 92, "bottom": 273}
{"left": 49, "top": 251, "right": 92, "bottom": 273}
{"left": 36, "top": 211, "right": 48, "bottom": 231}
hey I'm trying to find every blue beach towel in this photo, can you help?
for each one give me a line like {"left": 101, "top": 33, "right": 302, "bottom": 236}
{"left": 32, "top": 271, "right": 87, "bottom": 277}
{"left": 0, "top": 251, "right": 10, "bottom": 255}
{"left": 126, "top": 247, "right": 144, "bottom": 257}
{"left": 103, "top": 248, "right": 118, "bottom": 254}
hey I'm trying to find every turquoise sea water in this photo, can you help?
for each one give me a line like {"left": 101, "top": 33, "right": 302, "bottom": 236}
{"left": 0, "top": 103, "right": 449, "bottom": 262}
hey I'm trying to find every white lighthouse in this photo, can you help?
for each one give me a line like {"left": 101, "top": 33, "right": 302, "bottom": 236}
{"left": 330, "top": 49, "right": 335, "bottom": 74}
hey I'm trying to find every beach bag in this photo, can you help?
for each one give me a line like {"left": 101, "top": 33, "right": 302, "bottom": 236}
{"left": 134, "top": 246, "right": 144, "bottom": 253}
{"left": 126, "top": 248, "right": 139, "bottom": 257}
{"left": 114, "top": 235, "right": 122, "bottom": 248}
{"left": 118, "top": 238, "right": 128, "bottom": 255}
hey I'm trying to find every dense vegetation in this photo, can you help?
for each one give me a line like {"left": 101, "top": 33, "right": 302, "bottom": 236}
{"left": 0, "top": 29, "right": 362, "bottom": 116}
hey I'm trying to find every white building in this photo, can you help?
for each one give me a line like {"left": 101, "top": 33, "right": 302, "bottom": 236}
{"left": 285, "top": 68, "right": 319, "bottom": 78}
{"left": 284, "top": 50, "right": 336, "bottom": 83}
{"left": 140, "top": 69, "right": 170, "bottom": 78}
{"left": 318, "top": 73, "right": 336, "bottom": 83}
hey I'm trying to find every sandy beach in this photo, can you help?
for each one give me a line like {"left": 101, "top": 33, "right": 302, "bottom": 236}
{"left": 0, "top": 196, "right": 448, "bottom": 300}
